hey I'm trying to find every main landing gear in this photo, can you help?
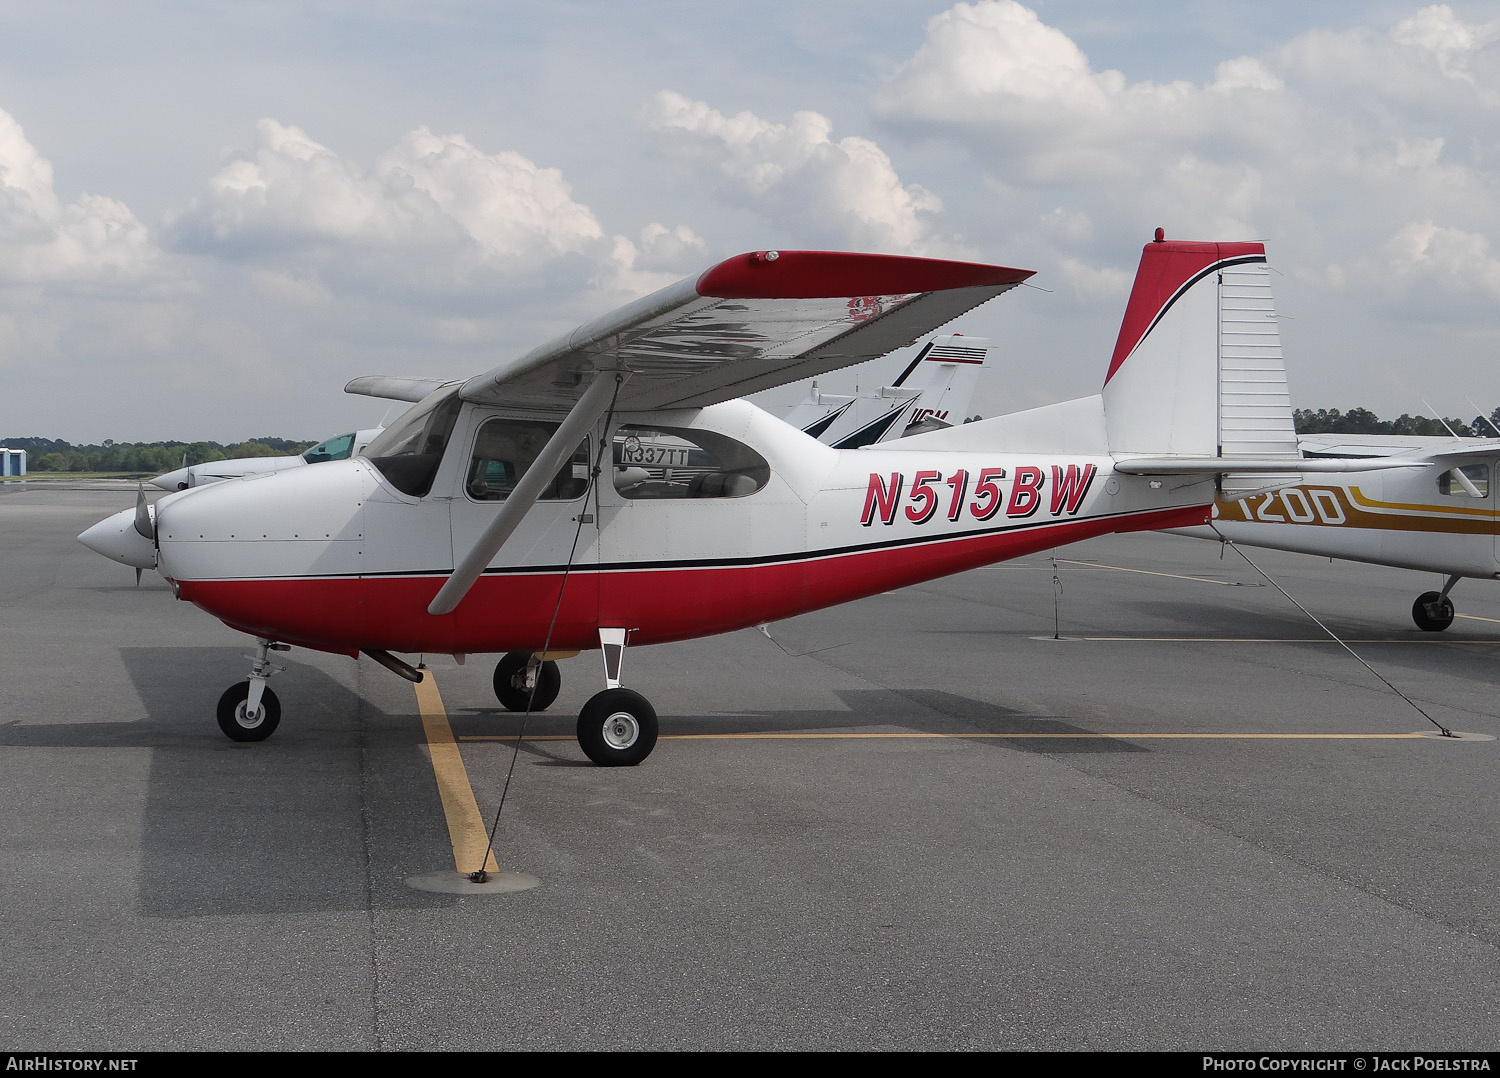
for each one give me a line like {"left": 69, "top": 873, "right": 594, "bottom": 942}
{"left": 494, "top": 631, "right": 658, "bottom": 766}
{"left": 1412, "top": 575, "right": 1461, "bottom": 632}
{"left": 212, "top": 632, "right": 660, "bottom": 766}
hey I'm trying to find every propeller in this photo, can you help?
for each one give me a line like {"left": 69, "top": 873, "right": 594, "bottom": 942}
{"left": 133, "top": 483, "right": 153, "bottom": 539}
{"left": 133, "top": 483, "right": 155, "bottom": 585}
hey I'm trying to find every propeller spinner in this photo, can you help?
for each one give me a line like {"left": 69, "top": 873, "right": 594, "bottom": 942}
{"left": 78, "top": 483, "right": 158, "bottom": 573}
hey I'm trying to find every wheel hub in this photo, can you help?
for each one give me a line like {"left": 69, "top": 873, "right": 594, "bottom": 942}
{"left": 235, "top": 702, "right": 265, "bottom": 729}
{"left": 602, "top": 712, "right": 639, "bottom": 749}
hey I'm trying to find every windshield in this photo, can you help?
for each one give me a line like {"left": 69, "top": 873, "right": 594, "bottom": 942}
{"left": 363, "top": 387, "right": 463, "bottom": 497}
{"left": 302, "top": 432, "right": 356, "bottom": 464}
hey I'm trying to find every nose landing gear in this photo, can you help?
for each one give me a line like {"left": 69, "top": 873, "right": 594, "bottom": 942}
{"left": 216, "top": 639, "right": 288, "bottom": 741}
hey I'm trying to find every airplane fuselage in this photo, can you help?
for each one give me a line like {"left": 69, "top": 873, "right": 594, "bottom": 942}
{"left": 150, "top": 399, "right": 1212, "bottom": 656}
{"left": 1193, "top": 457, "right": 1500, "bottom": 580}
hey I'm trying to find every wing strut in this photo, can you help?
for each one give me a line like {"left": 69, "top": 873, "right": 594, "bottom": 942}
{"left": 427, "top": 370, "right": 629, "bottom": 617}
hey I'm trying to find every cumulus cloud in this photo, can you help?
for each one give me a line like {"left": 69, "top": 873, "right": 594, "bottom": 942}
{"left": 169, "top": 119, "right": 699, "bottom": 302}
{"left": 0, "top": 108, "right": 155, "bottom": 285}
{"left": 870, "top": 0, "right": 1500, "bottom": 322}
{"left": 1391, "top": 4, "right": 1499, "bottom": 84}
{"left": 646, "top": 90, "right": 947, "bottom": 254}
{"left": 872, "top": 1, "right": 1295, "bottom": 194}
{"left": 1376, "top": 220, "right": 1500, "bottom": 299}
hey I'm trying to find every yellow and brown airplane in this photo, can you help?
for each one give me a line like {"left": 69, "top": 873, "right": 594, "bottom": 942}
{"left": 1187, "top": 433, "right": 1499, "bottom": 630}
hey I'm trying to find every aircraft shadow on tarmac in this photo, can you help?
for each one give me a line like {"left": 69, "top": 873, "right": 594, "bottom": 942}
{"left": 0, "top": 646, "right": 463, "bottom": 918}
{"left": 1, "top": 648, "right": 1160, "bottom": 920}
{"left": 1095, "top": 598, "right": 1319, "bottom": 637}
{"left": 1107, "top": 598, "right": 1500, "bottom": 689}
{"left": 457, "top": 686, "right": 1148, "bottom": 757}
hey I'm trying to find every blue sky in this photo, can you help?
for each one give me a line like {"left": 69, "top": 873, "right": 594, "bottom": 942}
{"left": 1, "top": 1, "right": 1496, "bottom": 442}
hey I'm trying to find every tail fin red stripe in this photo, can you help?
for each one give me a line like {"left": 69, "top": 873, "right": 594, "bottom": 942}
{"left": 1103, "top": 240, "right": 1265, "bottom": 385}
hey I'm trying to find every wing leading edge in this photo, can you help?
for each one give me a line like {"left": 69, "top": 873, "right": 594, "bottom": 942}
{"left": 458, "top": 250, "right": 1032, "bottom": 412}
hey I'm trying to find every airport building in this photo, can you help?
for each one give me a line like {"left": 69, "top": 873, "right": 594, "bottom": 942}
{"left": 1, "top": 448, "right": 27, "bottom": 477}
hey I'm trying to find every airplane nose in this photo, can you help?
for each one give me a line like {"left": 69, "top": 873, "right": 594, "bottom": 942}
{"left": 78, "top": 507, "right": 158, "bottom": 570}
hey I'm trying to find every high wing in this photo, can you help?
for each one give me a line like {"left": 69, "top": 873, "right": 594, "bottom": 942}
{"left": 456, "top": 250, "right": 1032, "bottom": 412}
{"left": 425, "top": 249, "right": 1032, "bottom": 616}
{"left": 1297, "top": 433, "right": 1500, "bottom": 460}
{"left": 345, "top": 376, "right": 459, "bottom": 403}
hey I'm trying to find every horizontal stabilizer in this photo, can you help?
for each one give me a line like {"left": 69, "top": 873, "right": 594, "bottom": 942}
{"left": 1114, "top": 456, "right": 1428, "bottom": 474}
{"left": 1298, "top": 434, "right": 1500, "bottom": 460}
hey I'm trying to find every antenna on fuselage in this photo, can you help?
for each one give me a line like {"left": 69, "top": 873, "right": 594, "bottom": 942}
{"left": 1464, "top": 395, "right": 1500, "bottom": 438}
{"left": 1420, "top": 398, "right": 1461, "bottom": 438}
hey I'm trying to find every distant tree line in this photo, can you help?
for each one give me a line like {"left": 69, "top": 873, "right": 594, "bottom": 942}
{"left": 5, "top": 408, "right": 1497, "bottom": 475}
{"left": 0, "top": 436, "right": 314, "bottom": 474}
{"left": 1292, "top": 408, "right": 1500, "bottom": 438}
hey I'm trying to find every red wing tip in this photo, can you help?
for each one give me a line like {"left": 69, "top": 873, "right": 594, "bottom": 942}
{"left": 696, "top": 250, "right": 1034, "bottom": 300}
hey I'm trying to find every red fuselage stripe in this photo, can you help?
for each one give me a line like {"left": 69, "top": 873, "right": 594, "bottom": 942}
{"left": 178, "top": 504, "right": 1208, "bottom": 655}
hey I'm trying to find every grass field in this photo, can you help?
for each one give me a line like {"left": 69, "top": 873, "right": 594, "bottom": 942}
{"left": 1, "top": 472, "right": 151, "bottom": 481}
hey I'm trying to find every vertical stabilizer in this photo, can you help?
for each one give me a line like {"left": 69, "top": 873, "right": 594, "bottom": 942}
{"left": 892, "top": 334, "right": 989, "bottom": 435}
{"left": 783, "top": 333, "right": 990, "bottom": 448}
{"left": 1101, "top": 235, "right": 1299, "bottom": 494}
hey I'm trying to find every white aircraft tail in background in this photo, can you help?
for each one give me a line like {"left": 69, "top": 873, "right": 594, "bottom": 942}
{"left": 782, "top": 334, "right": 989, "bottom": 448}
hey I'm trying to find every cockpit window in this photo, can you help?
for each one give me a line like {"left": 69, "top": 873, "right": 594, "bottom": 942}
{"left": 467, "top": 418, "right": 589, "bottom": 502}
{"left": 302, "top": 432, "right": 356, "bottom": 464}
{"left": 363, "top": 387, "right": 463, "bottom": 497}
{"left": 1437, "top": 463, "right": 1489, "bottom": 499}
{"left": 611, "top": 425, "right": 769, "bottom": 499}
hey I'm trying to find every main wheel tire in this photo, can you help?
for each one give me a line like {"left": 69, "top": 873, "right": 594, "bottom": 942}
{"left": 577, "top": 688, "right": 658, "bottom": 766}
{"left": 1412, "top": 591, "right": 1456, "bottom": 632}
{"left": 492, "top": 652, "right": 562, "bottom": 712}
{"left": 216, "top": 681, "right": 282, "bottom": 742}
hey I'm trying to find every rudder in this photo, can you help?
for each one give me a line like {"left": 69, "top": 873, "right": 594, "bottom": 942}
{"left": 1101, "top": 233, "right": 1299, "bottom": 493}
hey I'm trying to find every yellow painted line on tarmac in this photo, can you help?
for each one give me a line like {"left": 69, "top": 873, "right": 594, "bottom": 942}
{"left": 1053, "top": 559, "right": 1250, "bottom": 586}
{"left": 458, "top": 731, "right": 1424, "bottom": 742}
{"left": 1068, "top": 636, "right": 1498, "bottom": 644}
{"left": 1457, "top": 613, "right": 1500, "bottom": 625}
{"left": 414, "top": 672, "right": 498, "bottom": 875}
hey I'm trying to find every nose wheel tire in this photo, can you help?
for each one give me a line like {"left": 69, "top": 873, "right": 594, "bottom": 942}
{"left": 492, "top": 652, "right": 562, "bottom": 712}
{"left": 217, "top": 681, "right": 282, "bottom": 742}
{"left": 577, "top": 688, "right": 658, "bottom": 766}
{"left": 1412, "top": 591, "right": 1456, "bottom": 632}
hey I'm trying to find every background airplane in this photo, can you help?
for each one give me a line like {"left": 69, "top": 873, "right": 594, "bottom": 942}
{"left": 82, "top": 239, "right": 1375, "bottom": 764}
{"left": 782, "top": 333, "right": 989, "bottom": 447}
{"left": 148, "top": 335, "right": 989, "bottom": 492}
{"left": 152, "top": 427, "right": 386, "bottom": 490}
{"left": 1183, "top": 432, "right": 1499, "bottom": 630}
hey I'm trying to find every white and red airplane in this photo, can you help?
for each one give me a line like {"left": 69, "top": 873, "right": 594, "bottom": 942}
{"left": 80, "top": 238, "right": 1398, "bottom": 764}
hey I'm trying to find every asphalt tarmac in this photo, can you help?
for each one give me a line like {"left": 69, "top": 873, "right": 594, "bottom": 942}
{"left": 2, "top": 481, "right": 1497, "bottom": 1051}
